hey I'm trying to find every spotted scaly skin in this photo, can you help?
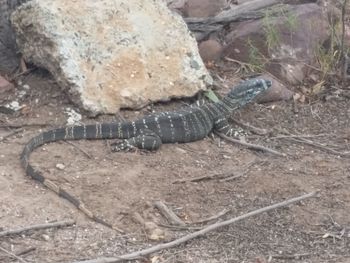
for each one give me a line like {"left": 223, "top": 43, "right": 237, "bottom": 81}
{"left": 20, "top": 78, "right": 271, "bottom": 229}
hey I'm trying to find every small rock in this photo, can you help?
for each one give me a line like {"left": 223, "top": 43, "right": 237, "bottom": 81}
{"left": 56, "top": 163, "right": 65, "bottom": 170}
{"left": 42, "top": 234, "right": 50, "bottom": 241}
{"left": 22, "top": 84, "right": 30, "bottom": 90}
{"left": 0, "top": 75, "right": 14, "bottom": 93}
{"left": 198, "top": 39, "right": 223, "bottom": 63}
{"left": 18, "top": 90, "right": 27, "bottom": 98}
{"left": 144, "top": 221, "right": 167, "bottom": 241}
{"left": 5, "top": 101, "right": 22, "bottom": 111}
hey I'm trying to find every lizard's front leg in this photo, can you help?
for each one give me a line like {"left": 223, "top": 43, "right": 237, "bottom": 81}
{"left": 111, "top": 129, "right": 162, "bottom": 152}
{"left": 213, "top": 117, "right": 236, "bottom": 137}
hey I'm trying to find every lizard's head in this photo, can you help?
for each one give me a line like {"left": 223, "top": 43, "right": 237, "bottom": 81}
{"left": 226, "top": 78, "right": 272, "bottom": 104}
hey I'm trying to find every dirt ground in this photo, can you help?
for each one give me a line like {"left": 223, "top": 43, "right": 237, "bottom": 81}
{"left": 0, "top": 69, "right": 350, "bottom": 263}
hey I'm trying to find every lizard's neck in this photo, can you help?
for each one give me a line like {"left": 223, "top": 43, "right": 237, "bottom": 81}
{"left": 211, "top": 96, "right": 243, "bottom": 118}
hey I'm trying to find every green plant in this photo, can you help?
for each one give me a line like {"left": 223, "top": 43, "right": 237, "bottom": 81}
{"left": 314, "top": 17, "right": 342, "bottom": 80}
{"left": 283, "top": 9, "right": 298, "bottom": 32}
{"left": 247, "top": 39, "right": 266, "bottom": 72}
{"left": 262, "top": 9, "right": 280, "bottom": 51}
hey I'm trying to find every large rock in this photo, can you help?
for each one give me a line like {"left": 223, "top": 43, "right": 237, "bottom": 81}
{"left": 183, "top": 0, "right": 229, "bottom": 18}
{"left": 11, "top": 0, "right": 212, "bottom": 114}
{"left": 222, "top": 4, "right": 329, "bottom": 84}
{"left": 198, "top": 39, "right": 223, "bottom": 62}
{"left": 0, "top": 0, "right": 28, "bottom": 73}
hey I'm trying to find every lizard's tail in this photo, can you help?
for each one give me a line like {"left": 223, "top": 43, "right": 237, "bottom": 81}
{"left": 20, "top": 124, "right": 125, "bottom": 231}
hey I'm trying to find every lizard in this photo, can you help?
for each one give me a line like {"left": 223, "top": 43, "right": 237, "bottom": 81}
{"left": 20, "top": 78, "right": 271, "bottom": 229}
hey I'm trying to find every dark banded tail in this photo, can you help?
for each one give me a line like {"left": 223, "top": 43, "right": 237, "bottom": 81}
{"left": 20, "top": 123, "right": 126, "bottom": 231}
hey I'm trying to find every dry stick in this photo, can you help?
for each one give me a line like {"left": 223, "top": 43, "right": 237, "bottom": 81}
{"left": 215, "top": 132, "right": 286, "bottom": 157}
{"left": 0, "top": 246, "right": 28, "bottom": 263}
{"left": 172, "top": 172, "right": 231, "bottom": 184}
{"left": 219, "top": 161, "right": 257, "bottom": 182}
{"left": 154, "top": 201, "right": 186, "bottom": 226}
{"left": 271, "top": 253, "right": 311, "bottom": 260}
{"left": 283, "top": 137, "right": 350, "bottom": 158}
{"left": 16, "top": 247, "right": 36, "bottom": 257}
{"left": 191, "top": 209, "right": 230, "bottom": 225}
{"left": 0, "top": 128, "right": 23, "bottom": 142}
{"left": 270, "top": 134, "right": 328, "bottom": 139}
{"left": 0, "top": 247, "right": 36, "bottom": 262}
{"left": 10, "top": 68, "right": 35, "bottom": 80}
{"left": 219, "top": 167, "right": 254, "bottom": 182}
{"left": 72, "top": 192, "right": 317, "bottom": 263}
{"left": 184, "top": 0, "right": 283, "bottom": 40}
{"left": 65, "top": 141, "right": 93, "bottom": 159}
{"left": 0, "top": 123, "right": 49, "bottom": 129}
{"left": 0, "top": 220, "right": 75, "bottom": 237}
{"left": 185, "top": 0, "right": 281, "bottom": 25}
{"left": 157, "top": 223, "right": 203, "bottom": 231}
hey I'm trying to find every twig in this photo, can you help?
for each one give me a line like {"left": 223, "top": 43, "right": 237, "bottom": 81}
{"left": 0, "top": 220, "right": 75, "bottom": 237}
{"left": 16, "top": 247, "right": 36, "bottom": 257}
{"left": 0, "top": 247, "right": 36, "bottom": 262}
{"left": 219, "top": 173, "right": 246, "bottom": 182}
{"left": 157, "top": 224, "right": 203, "bottom": 231}
{"left": 219, "top": 161, "right": 257, "bottom": 182}
{"left": 270, "top": 253, "right": 311, "bottom": 260}
{"left": 172, "top": 172, "right": 232, "bottom": 184}
{"left": 191, "top": 209, "right": 230, "bottom": 225}
{"left": 0, "top": 123, "right": 49, "bottom": 129}
{"left": 230, "top": 117, "right": 269, "bottom": 136}
{"left": 283, "top": 137, "right": 350, "bottom": 158}
{"left": 215, "top": 131, "right": 286, "bottom": 157}
{"left": 270, "top": 134, "right": 328, "bottom": 139}
{"left": 10, "top": 67, "right": 35, "bottom": 81}
{"left": 0, "top": 128, "right": 23, "bottom": 142}
{"left": 154, "top": 201, "right": 186, "bottom": 226}
{"left": 64, "top": 141, "right": 93, "bottom": 159}
{"left": 72, "top": 192, "right": 317, "bottom": 263}
{"left": 0, "top": 246, "right": 28, "bottom": 263}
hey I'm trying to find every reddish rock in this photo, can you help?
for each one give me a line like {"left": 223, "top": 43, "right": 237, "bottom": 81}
{"left": 166, "top": 0, "right": 187, "bottom": 16}
{"left": 255, "top": 74, "right": 294, "bottom": 103}
{"left": 183, "top": 0, "right": 228, "bottom": 18}
{"left": 222, "top": 4, "right": 329, "bottom": 84}
{"left": 0, "top": 75, "right": 14, "bottom": 93}
{"left": 198, "top": 39, "right": 223, "bottom": 62}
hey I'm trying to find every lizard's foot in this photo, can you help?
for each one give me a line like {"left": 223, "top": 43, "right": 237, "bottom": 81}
{"left": 224, "top": 127, "right": 248, "bottom": 138}
{"left": 111, "top": 140, "right": 136, "bottom": 152}
{"left": 111, "top": 131, "right": 162, "bottom": 152}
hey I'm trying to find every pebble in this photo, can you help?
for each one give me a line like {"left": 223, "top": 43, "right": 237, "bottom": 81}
{"left": 22, "top": 84, "right": 30, "bottom": 90}
{"left": 6, "top": 101, "right": 21, "bottom": 111}
{"left": 42, "top": 234, "right": 50, "bottom": 241}
{"left": 56, "top": 163, "right": 65, "bottom": 170}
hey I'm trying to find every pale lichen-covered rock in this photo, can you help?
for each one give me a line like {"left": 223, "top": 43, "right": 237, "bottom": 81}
{"left": 11, "top": 0, "right": 212, "bottom": 114}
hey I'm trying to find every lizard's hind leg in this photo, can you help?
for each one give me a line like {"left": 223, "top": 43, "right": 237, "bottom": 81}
{"left": 214, "top": 117, "right": 236, "bottom": 137}
{"left": 111, "top": 130, "right": 162, "bottom": 152}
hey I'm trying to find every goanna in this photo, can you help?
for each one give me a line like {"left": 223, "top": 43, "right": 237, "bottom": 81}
{"left": 20, "top": 78, "right": 271, "bottom": 228}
